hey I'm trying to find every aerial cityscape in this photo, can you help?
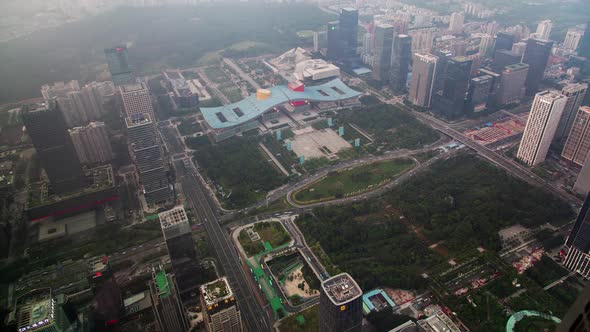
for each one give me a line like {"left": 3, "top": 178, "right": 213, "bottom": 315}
{"left": 1, "top": 0, "right": 590, "bottom": 331}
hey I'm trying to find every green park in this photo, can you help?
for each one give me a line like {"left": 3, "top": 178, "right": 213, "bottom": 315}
{"left": 292, "top": 158, "right": 415, "bottom": 204}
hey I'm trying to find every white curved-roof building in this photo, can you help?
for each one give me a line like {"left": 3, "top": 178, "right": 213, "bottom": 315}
{"left": 294, "top": 59, "right": 340, "bottom": 81}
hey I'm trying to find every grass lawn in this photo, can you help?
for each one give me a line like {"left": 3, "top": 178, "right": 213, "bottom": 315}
{"left": 204, "top": 66, "right": 230, "bottom": 84}
{"left": 293, "top": 158, "right": 415, "bottom": 204}
{"left": 238, "top": 221, "right": 291, "bottom": 257}
{"left": 278, "top": 305, "right": 319, "bottom": 332}
{"left": 222, "top": 88, "right": 244, "bottom": 103}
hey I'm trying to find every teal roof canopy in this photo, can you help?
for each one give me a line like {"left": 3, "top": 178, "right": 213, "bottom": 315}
{"left": 201, "top": 78, "right": 361, "bottom": 129}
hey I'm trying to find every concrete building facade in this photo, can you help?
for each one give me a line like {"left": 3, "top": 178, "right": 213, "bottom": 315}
{"left": 555, "top": 83, "right": 588, "bottom": 141}
{"left": 70, "top": 122, "right": 113, "bottom": 164}
{"left": 409, "top": 52, "right": 438, "bottom": 108}
{"left": 517, "top": 90, "right": 567, "bottom": 166}
{"left": 319, "top": 273, "right": 363, "bottom": 332}
{"left": 120, "top": 82, "right": 157, "bottom": 122}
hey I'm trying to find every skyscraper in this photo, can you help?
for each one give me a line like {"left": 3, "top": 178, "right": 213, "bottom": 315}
{"left": 433, "top": 49, "right": 453, "bottom": 94}
{"left": 326, "top": 21, "right": 341, "bottom": 60}
{"left": 409, "top": 52, "right": 438, "bottom": 108}
{"left": 496, "top": 63, "right": 529, "bottom": 106}
{"left": 448, "top": 12, "right": 464, "bottom": 34}
{"left": 14, "top": 288, "right": 74, "bottom": 332}
{"left": 22, "top": 102, "right": 85, "bottom": 193}
{"left": 574, "top": 155, "right": 590, "bottom": 196}
{"left": 564, "top": 28, "right": 584, "bottom": 51}
{"left": 70, "top": 122, "right": 113, "bottom": 164}
{"left": 535, "top": 20, "right": 553, "bottom": 41}
{"left": 339, "top": 8, "right": 359, "bottom": 62}
{"left": 432, "top": 56, "right": 472, "bottom": 120}
{"left": 511, "top": 41, "right": 527, "bottom": 56}
{"left": 578, "top": 23, "right": 590, "bottom": 58}
{"left": 522, "top": 38, "right": 554, "bottom": 96}
{"left": 466, "top": 75, "right": 493, "bottom": 112}
{"left": 126, "top": 114, "right": 171, "bottom": 204}
{"left": 372, "top": 24, "right": 394, "bottom": 82}
{"left": 390, "top": 34, "right": 412, "bottom": 92}
{"left": 478, "top": 33, "right": 495, "bottom": 58}
{"left": 562, "top": 107, "right": 590, "bottom": 166}
{"left": 119, "top": 82, "right": 157, "bottom": 122}
{"left": 517, "top": 90, "right": 567, "bottom": 166}
{"left": 555, "top": 83, "right": 589, "bottom": 141}
{"left": 492, "top": 49, "right": 522, "bottom": 72}
{"left": 159, "top": 206, "right": 201, "bottom": 298}
{"left": 200, "top": 277, "right": 243, "bottom": 332}
{"left": 563, "top": 193, "right": 590, "bottom": 279}
{"left": 319, "top": 273, "right": 363, "bottom": 332}
{"left": 104, "top": 45, "right": 135, "bottom": 86}
{"left": 495, "top": 32, "right": 515, "bottom": 52}
{"left": 149, "top": 265, "right": 189, "bottom": 332}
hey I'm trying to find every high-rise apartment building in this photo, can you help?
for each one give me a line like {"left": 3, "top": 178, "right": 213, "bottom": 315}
{"left": 339, "top": 8, "right": 359, "bottom": 61}
{"left": 522, "top": 38, "right": 554, "bottom": 96}
{"left": 200, "top": 277, "right": 243, "bottom": 332}
{"left": 496, "top": 63, "right": 529, "bottom": 106}
{"left": 432, "top": 56, "right": 472, "bottom": 120}
{"left": 126, "top": 114, "right": 171, "bottom": 204}
{"left": 104, "top": 45, "right": 135, "bottom": 86}
{"left": 555, "top": 83, "right": 588, "bottom": 141}
{"left": 119, "top": 82, "right": 157, "bottom": 122}
{"left": 159, "top": 206, "right": 201, "bottom": 297}
{"left": 70, "top": 122, "right": 113, "bottom": 164}
{"left": 563, "top": 194, "right": 590, "bottom": 279}
{"left": 535, "top": 20, "right": 553, "bottom": 40}
{"left": 409, "top": 52, "right": 438, "bottom": 108}
{"left": 495, "top": 32, "right": 515, "bottom": 52}
{"left": 448, "top": 12, "right": 464, "bottom": 34}
{"left": 149, "top": 265, "right": 189, "bottom": 332}
{"left": 41, "top": 80, "right": 116, "bottom": 127}
{"left": 564, "top": 28, "right": 584, "bottom": 51}
{"left": 408, "top": 27, "right": 437, "bottom": 52}
{"left": 372, "top": 24, "right": 394, "bottom": 82}
{"left": 22, "top": 102, "right": 85, "bottom": 193}
{"left": 517, "top": 90, "right": 567, "bottom": 166}
{"left": 326, "top": 21, "right": 341, "bottom": 60}
{"left": 511, "top": 41, "right": 527, "bottom": 56}
{"left": 319, "top": 273, "right": 363, "bottom": 332}
{"left": 478, "top": 33, "right": 495, "bottom": 58}
{"left": 578, "top": 23, "right": 590, "bottom": 58}
{"left": 390, "top": 34, "right": 412, "bottom": 92}
{"left": 562, "top": 107, "right": 590, "bottom": 166}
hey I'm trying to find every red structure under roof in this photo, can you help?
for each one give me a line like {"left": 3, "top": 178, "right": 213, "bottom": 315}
{"left": 288, "top": 81, "right": 305, "bottom": 92}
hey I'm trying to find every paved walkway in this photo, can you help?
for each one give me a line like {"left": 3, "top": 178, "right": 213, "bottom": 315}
{"left": 259, "top": 142, "right": 290, "bottom": 176}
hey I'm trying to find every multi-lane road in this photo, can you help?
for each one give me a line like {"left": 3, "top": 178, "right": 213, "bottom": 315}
{"left": 176, "top": 159, "right": 273, "bottom": 332}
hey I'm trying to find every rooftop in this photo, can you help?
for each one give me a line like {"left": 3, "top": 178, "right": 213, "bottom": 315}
{"left": 119, "top": 82, "right": 147, "bottom": 93}
{"left": 125, "top": 113, "right": 153, "bottom": 127}
{"left": 537, "top": 90, "right": 566, "bottom": 101}
{"left": 27, "top": 165, "right": 115, "bottom": 209}
{"left": 16, "top": 288, "right": 55, "bottom": 332}
{"left": 155, "top": 270, "right": 172, "bottom": 299}
{"left": 200, "top": 78, "right": 361, "bottom": 129}
{"left": 504, "top": 63, "right": 529, "bottom": 71}
{"left": 321, "top": 273, "right": 362, "bottom": 305}
{"left": 158, "top": 206, "right": 189, "bottom": 229}
{"left": 200, "top": 277, "right": 234, "bottom": 306}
